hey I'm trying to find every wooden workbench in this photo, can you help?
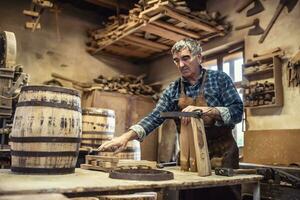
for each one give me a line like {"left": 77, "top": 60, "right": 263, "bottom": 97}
{"left": 0, "top": 167, "right": 262, "bottom": 199}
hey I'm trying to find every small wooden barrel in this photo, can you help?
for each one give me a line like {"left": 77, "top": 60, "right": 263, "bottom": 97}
{"left": 81, "top": 108, "right": 115, "bottom": 149}
{"left": 10, "top": 85, "right": 82, "bottom": 174}
{"left": 98, "top": 140, "right": 141, "bottom": 160}
{"left": 98, "top": 192, "right": 157, "bottom": 200}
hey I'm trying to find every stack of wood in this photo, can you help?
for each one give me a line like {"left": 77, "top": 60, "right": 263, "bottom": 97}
{"left": 80, "top": 155, "right": 157, "bottom": 172}
{"left": 244, "top": 81, "right": 275, "bottom": 107}
{"left": 86, "top": 0, "right": 230, "bottom": 58}
{"left": 50, "top": 73, "right": 161, "bottom": 100}
{"left": 93, "top": 74, "right": 159, "bottom": 98}
{"left": 23, "top": 0, "right": 54, "bottom": 32}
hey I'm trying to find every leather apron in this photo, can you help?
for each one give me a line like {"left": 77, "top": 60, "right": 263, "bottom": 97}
{"left": 178, "top": 69, "right": 241, "bottom": 200}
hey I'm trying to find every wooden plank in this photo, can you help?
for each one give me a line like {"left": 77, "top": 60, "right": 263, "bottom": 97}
{"left": 0, "top": 168, "right": 262, "bottom": 196}
{"left": 163, "top": 6, "right": 219, "bottom": 33}
{"left": 23, "top": 10, "right": 39, "bottom": 17}
{"left": 104, "top": 45, "right": 151, "bottom": 58}
{"left": 191, "top": 118, "right": 211, "bottom": 177}
{"left": 152, "top": 20, "right": 200, "bottom": 39}
{"left": 85, "top": 0, "right": 132, "bottom": 10}
{"left": 25, "top": 22, "right": 41, "bottom": 29}
{"left": 125, "top": 35, "right": 170, "bottom": 50}
{"left": 120, "top": 39, "right": 162, "bottom": 52}
{"left": 140, "top": 24, "right": 186, "bottom": 42}
{"left": 0, "top": 194, "right": 70, "bottom": 200}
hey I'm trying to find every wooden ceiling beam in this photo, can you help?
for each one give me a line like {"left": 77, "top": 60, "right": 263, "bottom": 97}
{"left": 85, "top": 0, "right": 132, "bottom": 10}
{"left": 104, "top": 45, "right": 151, "bottom": 58}
{"left": 151, "top": 20, "right": 200, "bottom": 39}
{"left": 163, "top": 7, "right": 219, "bottom": 33}
{"left": 120, "top": 39, "right": 163, "bottom": 52}
{"left": 140, "top": 24, "right": 186, "bottom": 42}
{"left": 125, "top": 35, "right": 170, "bottom": 50}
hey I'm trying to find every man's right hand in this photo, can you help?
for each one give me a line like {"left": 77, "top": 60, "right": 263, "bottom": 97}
{"left": 97, "top": 130, "right": 138, "bottom": 154}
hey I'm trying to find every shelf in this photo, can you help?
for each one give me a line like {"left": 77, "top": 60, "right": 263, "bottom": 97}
{"left": 243, "top": 56, "right": 283, "bottom": 109}
{"left": 245, "top": 103, "right": 282, "bottom": 109}
{"left": 244, "top": 68, "right": 273, "bottom": 79}
{"left": 249, "top": 90, "right": 274, "bottom": 96}
{"left": 86, "top": 1, "right": 230, "bottom": 60}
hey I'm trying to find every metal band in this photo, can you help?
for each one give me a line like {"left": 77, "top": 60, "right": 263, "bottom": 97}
{"left": 81, "top": 138, "right": 111, "bottom": 141}
{"left": 21, "top": 85, "right": 80, "bottom": 97}
{"left": 82, "top": 131, "right": 114, "bottom": 135}
{"left": 10, "top": 137, "right": 81, "bottom": 143}
{"left": 11, "top": 167, "right": 75, "bottom": 174}
{"left": 82, "top": 108, "right": 115, "bottom": 118}
{"left": 11, "top": 150, "right": 79, "bottom": 157}
{"left": 16, "top": 101, "right": 81, "bottom": 112}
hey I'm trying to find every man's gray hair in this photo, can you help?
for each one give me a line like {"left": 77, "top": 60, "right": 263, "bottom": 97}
{"left": 171, "top": 38, "right": 202, "bottom": 56}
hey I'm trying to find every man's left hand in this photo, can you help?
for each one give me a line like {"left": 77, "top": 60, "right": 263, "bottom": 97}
{"left": 181, "top": 106, "right": 220, "bottom": 125}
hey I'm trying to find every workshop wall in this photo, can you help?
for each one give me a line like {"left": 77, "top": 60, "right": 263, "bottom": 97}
{"left": 146, "top": 0, "right": 300, "bottom": 130}
{"left": 0, "top": 0, "right": 143, "bottom": 85}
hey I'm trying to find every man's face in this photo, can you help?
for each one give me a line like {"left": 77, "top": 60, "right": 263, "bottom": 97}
{"left": 172, "top": 48, "right": 202, "bottom": 79}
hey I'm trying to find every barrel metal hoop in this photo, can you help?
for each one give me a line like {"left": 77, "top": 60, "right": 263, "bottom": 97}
{"left": 16, "top": 101, "right": 82, "bottom": 112}
{"left": 82, "top": 131, "right": 114, "bottom": 135}
{"left": 11, "top": 167, "right": 75, "bottom": 174}
{"left": 21, "top": 86, "right": 80, "bottom": 97}
{"left": 82, "top": 112, "right": 115, "bottom": 118}
{"left": 10, "top": 137, "right": 81, "bottom": 143}
{"left": 11, "top": 150, "right": 79, "bottom": 157}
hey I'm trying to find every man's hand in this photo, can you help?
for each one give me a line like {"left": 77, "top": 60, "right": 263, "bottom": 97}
{"left": 97, "top": 130, "right": 138, "bottom": 154}
{"left": 181, "top": 106, "right": 220, "bottom": 125}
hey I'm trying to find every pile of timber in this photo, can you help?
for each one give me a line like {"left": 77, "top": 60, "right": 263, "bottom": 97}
{"left": 86, "top": 0, "right": 230, "bottom": 57}
{"left": 50, "top": 73, "right": 161, "bottom": 100}
{"left": 93, "top": 74, "right": 158, "bottom": 97}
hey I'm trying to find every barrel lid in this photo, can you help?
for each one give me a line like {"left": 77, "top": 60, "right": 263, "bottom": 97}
{"left": 82, "top": 107, "right": 115, "bottom": 117}
{"left": 21, "top": 85, "right": 80, "bottom": 97}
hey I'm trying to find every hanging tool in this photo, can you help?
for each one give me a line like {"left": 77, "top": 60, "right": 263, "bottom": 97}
{"left": 236, "top": 0, "right": 264, "bottom": 16}
{"left": 235, "top": 18, "right": 264, "bottom": 35}
{"left": 246, "top": 0, "right": 264, "bottom": 16}
{"left": 259, "top": 0, "right": 299, "bottom": 43}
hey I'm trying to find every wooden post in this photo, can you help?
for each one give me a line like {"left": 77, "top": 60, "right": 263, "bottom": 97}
{"left": 191, "top": 118, "right": 211, "bottom": 176}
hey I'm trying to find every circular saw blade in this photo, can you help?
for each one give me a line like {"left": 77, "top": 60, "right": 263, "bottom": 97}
{"left": 0, "top": 31, "right": 17, "bottom": 68}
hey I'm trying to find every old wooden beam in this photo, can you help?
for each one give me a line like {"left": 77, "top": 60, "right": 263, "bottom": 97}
{"left": 85, "top": 0, "right": 132, "bottom": 10}
{"left": 120, "top": 39, "right": 162, "bottom": 52}
{"left": 125, "top": 35, "right": 170, "bottom": 50}
{"left": 163, "top": 7, "right": 219, "bottom": 33}
{"left": 151, "top": 20, "right": 200, "bottom": 39}
{"left": 140, "top": 23, "right": 186, "bottom": 42}
{"left": 104, "top": 45, "right": 151, "bottom": 58}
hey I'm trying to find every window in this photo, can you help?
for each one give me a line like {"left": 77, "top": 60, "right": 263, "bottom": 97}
{"left": 202, "top": 43, "right": 245, "bottom": 147}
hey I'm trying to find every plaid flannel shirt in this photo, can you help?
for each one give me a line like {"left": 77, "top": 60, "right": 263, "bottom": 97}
{"left": 130, "top": 69, "right": 243, "bottom": 141}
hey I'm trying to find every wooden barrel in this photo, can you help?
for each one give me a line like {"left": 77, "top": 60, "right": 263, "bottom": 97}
{"left": 98, "top": 140, "right": 141, "bottom": 160}
{"left": 10, "top": 85, "right": 82, "bottom": 174}
{"left": 81, "top": 108, "right": 115, "bottom": 149}
{"left": 98, "top": 192, "right": 157, "bottom": 200}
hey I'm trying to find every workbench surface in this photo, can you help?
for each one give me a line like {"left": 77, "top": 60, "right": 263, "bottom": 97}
{"left": 0, "top": 167, "right": 262, "bottom": 196}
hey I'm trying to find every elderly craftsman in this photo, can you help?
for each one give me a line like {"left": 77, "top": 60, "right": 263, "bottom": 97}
{"left": 99, "top": 38, "right": 243, "bottom": 200}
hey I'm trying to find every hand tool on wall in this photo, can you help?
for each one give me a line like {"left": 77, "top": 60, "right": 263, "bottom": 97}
{"left": 160, "top": 111, "right": 211, "bottom": 176}
{"left": 259, "top": 0, "right": 299, "bottom": 43}
{"left": 246, "top": 0, "right": 264, "bottom": 16}
{"left": 236, "top": 0, "right": 264, "bottom": 16}
{"left": 235, "top": 18, "right": 264, "bottom": 35}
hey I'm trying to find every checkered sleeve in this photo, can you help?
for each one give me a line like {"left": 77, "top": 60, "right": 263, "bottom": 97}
{"left": 217, "top": 72, "right": 243, "bottom": 125}
{"left": 130, "top": 82, "right": 178, "bottom": 141}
